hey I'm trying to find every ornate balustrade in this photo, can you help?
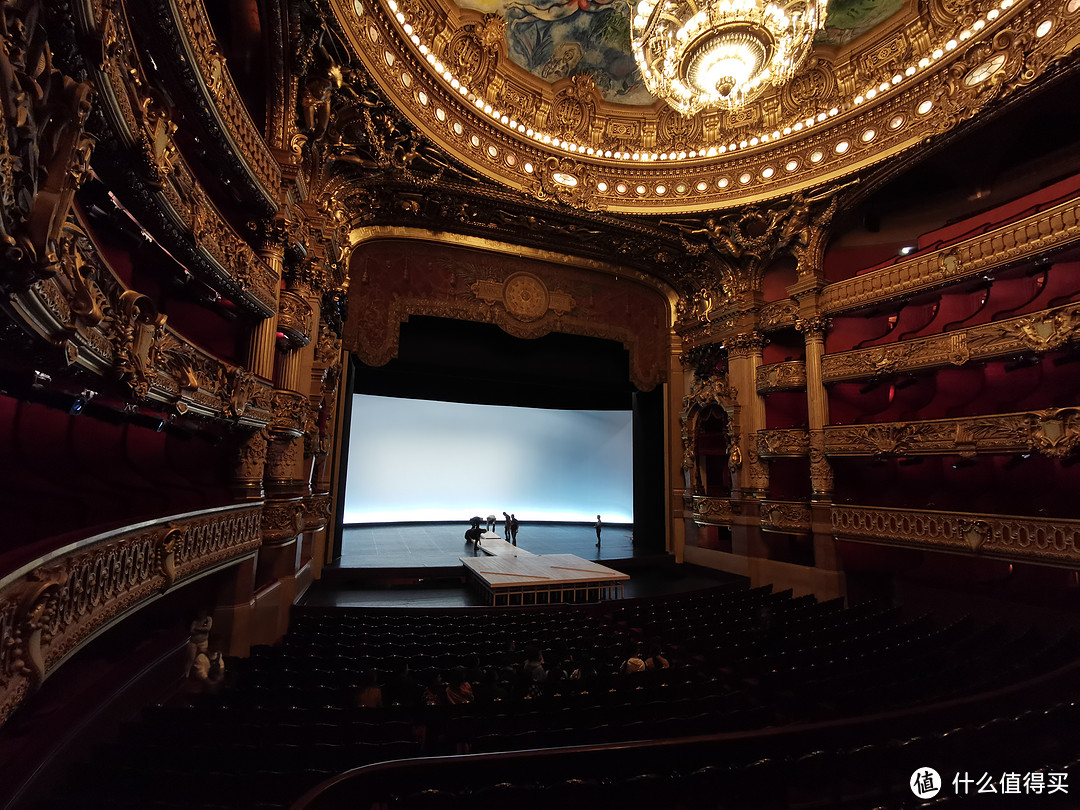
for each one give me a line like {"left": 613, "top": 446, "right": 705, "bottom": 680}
{"left": 73, "top": 0, "right": 277, "bottom": 316}
{"left": 831, "top": 505, "right": 1080, "bottom": 567}
{"left": 690, "top": 496, "right": 735, "bottom": 525}
{"left": 0, "top": 503, "right": 263, "bottom": 728}
{"left": 11, "top": 213, "right": 274, "bottom": 426}
{"left": 821, "top": 195, "right": 1080, "bottom": 314}
{"left": 824, "top": 408, "right": 1080, "bottom": 458}
{"left": 757, "top": 429, "right": 810, "bottom": 458}
{"left": 278, "top": 291, "right": 315, "bottom": 348}
{"left": 133, "top": 0, "right": 280, "bottom": 212}
{"left": 821, "top": 301, "right": 1080, "bottom": 383}
{"left": 760, "top": 500, "right": 812, "bottom": 534}
{"left": 756, "top": 360, "right": 807, "bottom": 394}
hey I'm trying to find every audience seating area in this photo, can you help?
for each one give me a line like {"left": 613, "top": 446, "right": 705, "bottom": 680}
{"left": 37, "top": 582, "right": 1080, "bottom": 810}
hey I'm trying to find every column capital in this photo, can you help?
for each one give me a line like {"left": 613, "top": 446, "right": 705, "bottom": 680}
{"left": 796, "top": 315, "right": 831, "bottom": 339}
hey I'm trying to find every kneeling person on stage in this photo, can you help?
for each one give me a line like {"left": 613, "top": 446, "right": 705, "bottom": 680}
{"left": 465, "top": 525, "right": 484, "bottom": 546}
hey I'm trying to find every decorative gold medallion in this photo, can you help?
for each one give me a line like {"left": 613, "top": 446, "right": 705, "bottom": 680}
{"left": 502, "top": 272, "right": 549, "bottom": 321}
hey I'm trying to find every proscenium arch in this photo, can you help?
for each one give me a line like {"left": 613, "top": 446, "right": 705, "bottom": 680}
{"left": 342, "top": 226, "right": 678, "bottom": 392}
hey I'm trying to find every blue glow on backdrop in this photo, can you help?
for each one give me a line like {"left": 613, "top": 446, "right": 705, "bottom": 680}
{"left": 343, "top": 395, "right": 634, "bottom": 524}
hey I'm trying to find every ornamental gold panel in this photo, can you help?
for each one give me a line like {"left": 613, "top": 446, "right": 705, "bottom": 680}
{"left": 0, "top": 504, "right": 261, "bottom": 729}
{"left": 832, "top": 504, "right": 1080, "bottom": 567}
{"left": 822, "top": 302, "right": 1080, "bottom": 382}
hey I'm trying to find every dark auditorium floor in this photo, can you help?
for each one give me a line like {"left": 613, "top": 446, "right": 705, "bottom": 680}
{"left": 303, "top": 522, "right": 733, "bottom": 608}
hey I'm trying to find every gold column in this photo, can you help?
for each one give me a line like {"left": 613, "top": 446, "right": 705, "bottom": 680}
{"left": 726, "top": 329, "right": 769, "bottom": 561}
{"left": 247, "top": 219, "right": 288, "bottom": 380}
{"left": 667, "top": 331, "right": 687, "bottom": 563}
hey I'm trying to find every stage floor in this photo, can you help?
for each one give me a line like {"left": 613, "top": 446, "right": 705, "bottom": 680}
{"left": 462, "top": 553, "right": 630, "bottom": 606}
{"left": 337, "top": 521, "right": 635, "bottom": 569}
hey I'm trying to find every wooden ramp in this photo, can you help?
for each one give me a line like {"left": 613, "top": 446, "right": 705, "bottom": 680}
{"left": 461, "top": 553, "right": 629, "bottom": 606}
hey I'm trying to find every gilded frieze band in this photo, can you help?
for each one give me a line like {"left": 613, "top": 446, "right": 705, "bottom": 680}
{"left": 0, "top": 504, "right": 262, "bottom": 728}
{"left": 825, "top": 408, "right": 1080, "bottom": 458}
{"left": 831, "top": 504, "right": 1080, "bottom": 567}
{"left": 821, "top": 195, "right": 1080, "bottom": 313}
{"left": 821, "top": 301, "right": 1080, "bottom": 383}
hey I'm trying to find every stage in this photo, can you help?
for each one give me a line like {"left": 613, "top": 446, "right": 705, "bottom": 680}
{"left": 461, "top": 534, "right": 630, "bottom": 606}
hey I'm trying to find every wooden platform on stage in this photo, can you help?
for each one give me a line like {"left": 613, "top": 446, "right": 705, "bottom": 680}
{"left": 461, "top": 552, "right": 630, "bottom": 606}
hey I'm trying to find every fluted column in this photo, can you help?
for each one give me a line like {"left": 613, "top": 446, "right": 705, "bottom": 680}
{"left": 727, "top": 330, "right": 769, "bottom": 500}
{"left": 247, "top": 218, "right": 289, "bottom": 380}
{"left": 797, "top": 315, "right": 832, "bottom": 501}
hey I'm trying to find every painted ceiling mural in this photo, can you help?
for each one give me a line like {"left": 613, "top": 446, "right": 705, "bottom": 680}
{"left": 455, "top": 0, "right": 902, "bottom": 106}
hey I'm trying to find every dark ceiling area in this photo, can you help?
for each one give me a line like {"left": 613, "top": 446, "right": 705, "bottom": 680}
{"left": 351, "top": 317, "right": 636, "bottom": 410}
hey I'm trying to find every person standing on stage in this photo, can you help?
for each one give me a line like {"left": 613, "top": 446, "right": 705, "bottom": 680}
{"left": 510, "top": 514, "right": 519, "bottom": 545}
{"left": 595, "top": 515, "right": 602, "bottom": 547}
{"left": 502, "top": 511, "right": 511, "bottom": 539}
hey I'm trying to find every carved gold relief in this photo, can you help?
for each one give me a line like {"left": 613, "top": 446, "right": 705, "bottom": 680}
{"left": 692, "top": 496, "right": 735, "bottom": 525}
{"left": 759, "top": 299, "right": 800, "bottom": 331}
{"left": 757, "top": 429, "right": 811, "bottom": 458}
{"left": 471, "top": 272, "right": 576, "bottom": 323}
{"left": 756, "top": 361, "right": 807, "bottom": 394}
{"left": 831, "top": 504, "right": 1080, "bottom": 567}
{"left": 760, "top": 500, "right": 812, "bottom": 534}
{"left": 824, "top": 408, "right": 1080, "bottom": 459}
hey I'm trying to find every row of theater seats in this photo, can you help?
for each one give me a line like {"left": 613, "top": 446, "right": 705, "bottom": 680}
{"left": 37, "top": 584, "right": 1080, "bottom": 810}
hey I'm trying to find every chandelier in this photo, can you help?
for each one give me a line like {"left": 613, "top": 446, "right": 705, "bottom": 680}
{"left": 630, "top": 0, "right": 828, "bottom": 115}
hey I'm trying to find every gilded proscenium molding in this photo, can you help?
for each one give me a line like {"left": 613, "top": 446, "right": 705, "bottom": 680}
{"left": 136, "top": 0, "right": 280, "bottom": 211}
{"left": 345, "top": 235, "right": 671, "bottom": 391}
{"left": 821, "top": 301, "right": 1080, "bottom": 382}
{"left": 824, "top": 407, "right": 1080, "bottom": 458}
{"left": 757, "top": 429, "right": 811, "bottom": 458}
{"left": 9, "top": 216, "right": 273, "bottom": 426}
{"left": 760, "top": 500, "right": 812, "bottom": 534}
{"left": 682, "top": 375, "right": 740, "bottom": 494}
{"left": 277, "top": 290, "right": 314, "bottom": 349}
{"left": 821, "top": 193, "right": 1080, "bottom": 314}
{"left": 328, "top": 0, "right": 1080, "bottom": 213}
{"left": 832, "top": 504, "right": 1080, "bottom": 567}
{"left": 692, "top": 496, "right": 736, "bottom": 526}
{"left": 756, "top": 360, "right": 808, "bottom": 394}
{"left": 0, "top": 503, "right": 262, "bottom": 728}
{"left": 73, "top": 0, "right": 276, "bottom": 316}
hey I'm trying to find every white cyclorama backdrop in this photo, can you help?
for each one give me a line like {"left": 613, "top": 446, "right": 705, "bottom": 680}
{"left": 343, "top": 394, "right": 634, "bottom": 524}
